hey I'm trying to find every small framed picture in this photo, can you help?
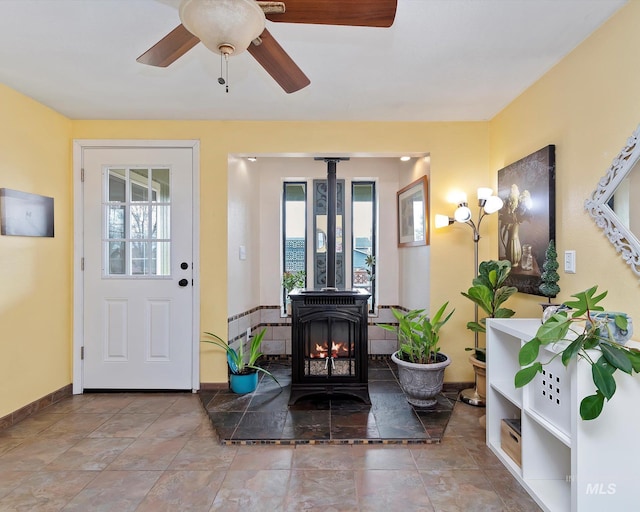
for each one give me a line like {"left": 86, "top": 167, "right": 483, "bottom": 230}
{"left": 0, "top": 188, "right": 54, "bottom": 237}
{"left": 397, "top": 176, "right": 429, "bottom": 247}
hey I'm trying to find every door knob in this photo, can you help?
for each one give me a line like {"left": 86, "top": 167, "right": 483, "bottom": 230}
{"left": 178, "top": 278, "right": 189, "bottom": 287}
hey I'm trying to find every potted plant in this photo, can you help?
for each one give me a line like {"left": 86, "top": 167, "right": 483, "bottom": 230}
{"left": 379, "top": 302, "right": 454, "bottom": 407}
{"left": 282, "top": 270, "right": 306, "bottom": 314}
{"left": 515, "top": 285, "right": 638, "bottom": 420}
{"left": 202, "top": 328, "right": 279, "bottom": 394}
{"left": 461, "top": 260, "right": 518, "bottom": 401}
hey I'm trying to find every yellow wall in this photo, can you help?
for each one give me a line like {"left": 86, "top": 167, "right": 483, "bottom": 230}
{"left": 3, "top": 0, "right": 640, "bottom": 417}
{"left": 0, "top": 84, "right": 73, "bottom": 418}
{"left": 490, "top": 0, "right": 640, "bottom": 323}
{"left": 71, "top": 120, "right": 489, "bottom": 383}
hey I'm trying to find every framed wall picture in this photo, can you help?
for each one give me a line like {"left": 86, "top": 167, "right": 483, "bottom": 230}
{"left": 497, "top": 145, "right": 556, "bottom": 295}
{"left": 397, "top": 175, "right": 429, "bottom": 247}
{"left": 0, "top": 188, "right": 55, "bottom": 237}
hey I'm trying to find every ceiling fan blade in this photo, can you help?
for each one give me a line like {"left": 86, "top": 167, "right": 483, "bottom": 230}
{"left": 136, "top": 24, "right": 200, "bottom": 67}
{"left": 266, "top": 0, "right": 397, "bottom": 27}
{"left": 248, "top": 28, "right": 310, "bottom": 93}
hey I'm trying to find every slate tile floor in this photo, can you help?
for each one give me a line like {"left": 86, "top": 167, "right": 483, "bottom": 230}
{"left": 199, "top": 359, "right": 456, "bottom": 444}
{"left": 0, "top": 366, "right": 542, "bottom": 510}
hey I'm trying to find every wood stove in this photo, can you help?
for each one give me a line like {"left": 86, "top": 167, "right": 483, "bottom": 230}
{"left": 288, "top": 288, "right": 371, "bottom": 405}
{"left": 288, "top": 157, "right": 371, "bottom": 405}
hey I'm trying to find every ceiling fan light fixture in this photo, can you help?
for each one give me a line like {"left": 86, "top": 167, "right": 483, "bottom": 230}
{"left": 179, "top": 0, "right": 266, "bottom": 56}
{"left": 218, "top": 43, "right": 235, "bottom": 55}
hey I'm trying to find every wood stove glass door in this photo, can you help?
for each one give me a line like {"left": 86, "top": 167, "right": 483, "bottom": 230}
{"left": 305, "top": 316, "right": 356, "bottom": 379}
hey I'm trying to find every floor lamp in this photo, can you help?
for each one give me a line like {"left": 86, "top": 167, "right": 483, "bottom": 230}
{"left": 435, "top": 187, "right": 503, "bottom": 407}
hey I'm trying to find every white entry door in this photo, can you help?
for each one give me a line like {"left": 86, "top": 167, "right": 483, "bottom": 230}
{"left": 81, "top": 145, "right": 195, "bottom": 389}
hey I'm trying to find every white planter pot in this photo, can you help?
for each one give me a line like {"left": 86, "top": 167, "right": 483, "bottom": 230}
{"left": 391, "top": 351, "right": 451, "bottom": 407}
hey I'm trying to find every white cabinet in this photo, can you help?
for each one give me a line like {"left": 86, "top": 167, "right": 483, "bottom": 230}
{"left": 486, "top": 318, "right": 640, "bottom": 512}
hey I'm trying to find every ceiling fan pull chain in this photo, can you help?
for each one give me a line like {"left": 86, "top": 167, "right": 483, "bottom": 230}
{"left": 218, "top": 53, "right": 226, "bottom": 88}
{"left": 225, "top": 53, "right": 229, "bottom": 93}
{"left": 217, "top": 52, "right": 230, "bottom": 93}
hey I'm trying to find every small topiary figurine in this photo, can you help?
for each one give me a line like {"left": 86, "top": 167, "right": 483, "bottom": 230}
{"left": 539, "top": 240, "right": 560, "bottom": 301}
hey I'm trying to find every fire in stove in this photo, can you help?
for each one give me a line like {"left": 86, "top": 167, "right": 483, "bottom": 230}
{"left": 310, "top": 341, "right": 352, "bottom": 359}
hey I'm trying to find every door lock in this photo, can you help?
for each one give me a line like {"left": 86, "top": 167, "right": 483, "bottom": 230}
{"left": 178, "top": 278, "right": 189, "bottom": 287}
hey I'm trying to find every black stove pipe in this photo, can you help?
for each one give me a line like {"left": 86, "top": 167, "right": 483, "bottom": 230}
{"left": 326, "top": 160, "right": 337, "bottom": 289}
{"left": 316, "top": 157, "right": 349, "bottom": 290}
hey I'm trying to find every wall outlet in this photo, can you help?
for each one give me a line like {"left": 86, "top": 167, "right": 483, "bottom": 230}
{"left": 246, "top": 327, "right": 252, "bottom": 340}
{"left": 564, "top": 250, "right": 576, "bottom": 273}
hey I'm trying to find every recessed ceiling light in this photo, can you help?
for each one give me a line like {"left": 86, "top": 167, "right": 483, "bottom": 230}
{"left": 400, "top": 156, "right": 411, "bottom": 162}
{"left": 247, "top": 157, "right": 257, "bottom": 162}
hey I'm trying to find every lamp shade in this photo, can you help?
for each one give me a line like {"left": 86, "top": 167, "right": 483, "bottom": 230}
{"left": 179, "top": 0, "right": 265, "bottom": 55}
{"left": 477, "top": 187, "right": 493, "bottom": 201}
{"left": 454, "top": 204, "right": 472, "bottom": 223}
{"left": 483, "top": 195, "right": 504, "bottom": 214}
{"left": 435, "top": 214, "right": 453, "bottom": 229}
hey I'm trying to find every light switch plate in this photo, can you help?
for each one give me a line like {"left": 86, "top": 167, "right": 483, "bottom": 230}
{"left": 564, "top": 250, "right": 576, "bottom": 273}
{"left": 239, "top": 245, "right": 246, "bottom": 260}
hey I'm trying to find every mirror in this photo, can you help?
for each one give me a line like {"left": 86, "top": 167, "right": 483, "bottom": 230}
{"left": 585, "top": 124, "right": 640, "bottom": 278}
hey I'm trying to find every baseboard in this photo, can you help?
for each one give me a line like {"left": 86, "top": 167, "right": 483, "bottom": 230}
{"left": 199, "top": 382, "right": 229, "bottom": 391}
{"left": 442, "top": 382, "right": 475, "bottom": 393}
{"left": 0, "top": 383, "right": 72, "bottom": 430}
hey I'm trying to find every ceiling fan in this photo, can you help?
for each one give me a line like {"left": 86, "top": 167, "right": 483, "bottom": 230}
{"left": 137, "top": 0, "right": 397, "bottom": 93}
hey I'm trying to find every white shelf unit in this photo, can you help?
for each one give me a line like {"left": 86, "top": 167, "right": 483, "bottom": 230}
{"left": 486, "top": 318, "right": 640, "bottom": 512}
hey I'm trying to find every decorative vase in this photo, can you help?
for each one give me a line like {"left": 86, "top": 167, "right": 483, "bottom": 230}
{"left": 229, "top": 371, "right": 258, "bottom": 394}
{"left": 505, "top": 223, "right": 522, "bottom": 267}
{"left": 391, "top": 351, "right": 451, "bottom": 407}
{"left": 587, "top": 311, "right": 633, "bottom": 344}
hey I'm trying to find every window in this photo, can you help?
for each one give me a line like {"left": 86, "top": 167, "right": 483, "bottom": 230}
{"left": 352, "top": 182, "right": 376, "bottom": 312}
{"left": 105, "top": 167, "right": 170, "bottom": 277}
{"left": 282, "top": 182, "right": 307, "bottom": 303}
{"left": 282, "top": 179, "right": 377, "bottom": 313}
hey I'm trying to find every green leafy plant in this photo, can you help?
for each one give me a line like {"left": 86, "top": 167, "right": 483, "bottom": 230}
{"left": 539, "top": 240, "right": 560, "bottom": 300}
{"left": 202, "top": 328, "right": 279, "bottom": 385}
{"left": 462, "top": 260, "right": 518, "bottom": 362}
{"left": 379, "top": 302, "right": 455, "bottom": 364}
{"left": 282, "top": 270, "right": 306, "bottom": 293}
{"left": 515, "top": 286, "right": 639, "bottom": 420}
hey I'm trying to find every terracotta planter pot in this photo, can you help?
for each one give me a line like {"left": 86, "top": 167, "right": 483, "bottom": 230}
{"left": 469, "top": 355, "right": 486, "bottom": 400}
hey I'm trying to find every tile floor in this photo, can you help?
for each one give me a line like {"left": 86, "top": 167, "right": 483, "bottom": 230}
{"left": 200, "top": 359, "right": 456, "bottom": 444}
{"left": 0, "top": 389, "right": 541, "bottom": 511}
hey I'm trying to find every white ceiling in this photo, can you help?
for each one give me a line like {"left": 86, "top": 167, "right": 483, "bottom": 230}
{"left": 0, "top": 0, "right": 627, "bottom": 121}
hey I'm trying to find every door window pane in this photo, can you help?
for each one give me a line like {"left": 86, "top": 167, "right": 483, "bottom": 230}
{"left": 152, "top": 241, "right": 171, "bottom": 276}
{"left": 108, "top": 169, "right": 126, "bottom": 202}
{"left": 104, "top": 167, "right": 171, "bottom": 277}
{"left": 109, "top": 241, "right": 125, "bottom": 275}
{"left": 107, "top": 205, "right": 125, "bottom": 239}
{"left": 130, "top": 205, "right": 149, "bottom": 239}
{"left": 131, "top": 241, "right": 148, "bottom": 275}
{"left": 151, "top": 168, "right": 170, "bottom": 202}
{"left": 130, "top": 169, "right": 149, "bottom": 201}
{"left": 151, "top": 205, "right": 170, "bottom": 239}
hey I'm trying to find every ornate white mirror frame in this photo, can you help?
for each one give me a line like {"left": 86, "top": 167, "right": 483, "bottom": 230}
{"left": 584, "top": 124, "right": 640, "bottom": 278}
